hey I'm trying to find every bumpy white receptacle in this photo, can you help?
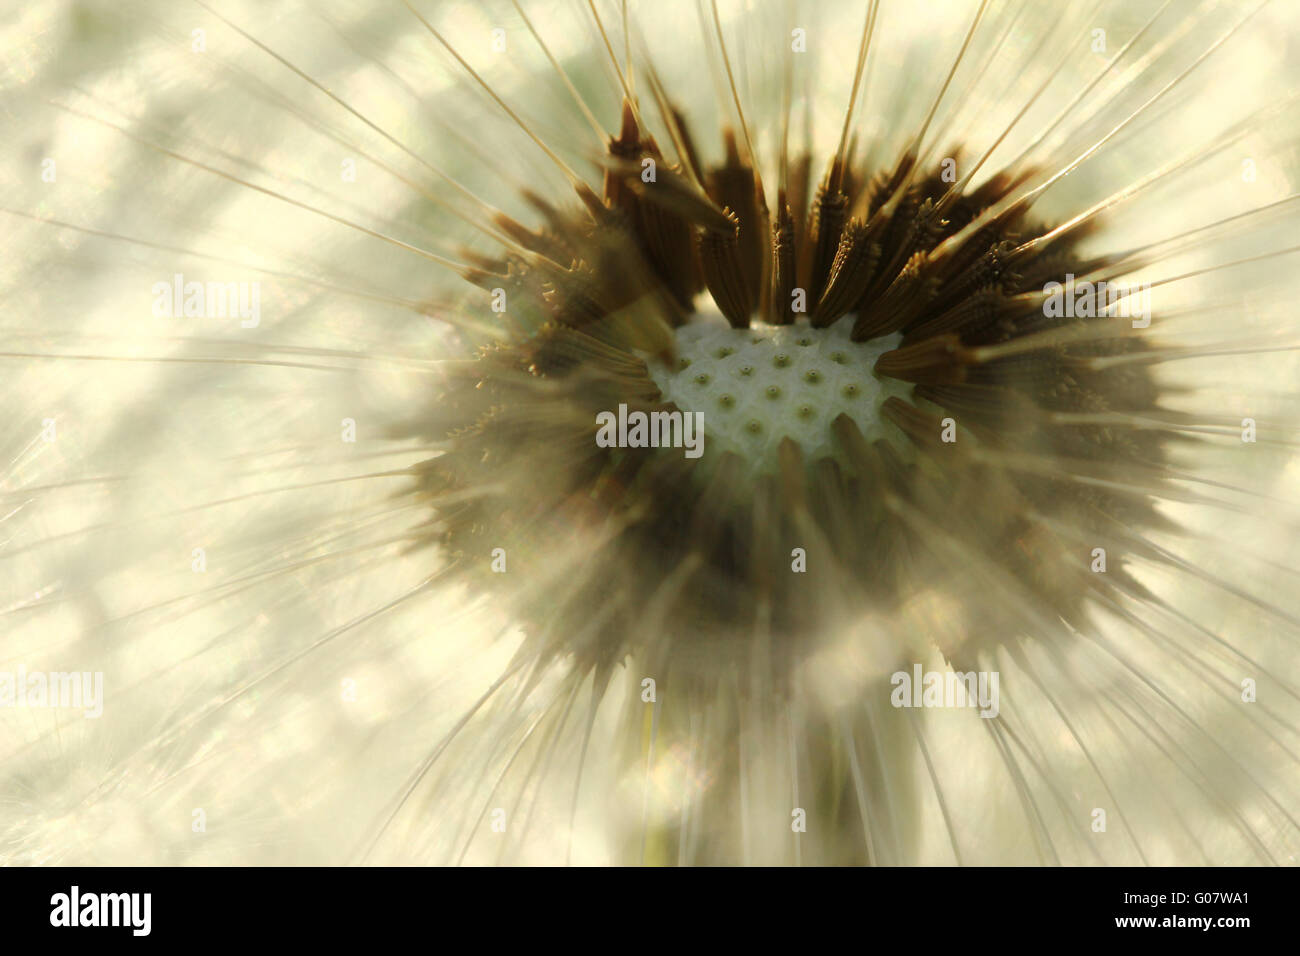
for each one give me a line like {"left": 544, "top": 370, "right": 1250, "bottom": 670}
{"left": 647, "top": 314, "right": 912, "bottom": 472}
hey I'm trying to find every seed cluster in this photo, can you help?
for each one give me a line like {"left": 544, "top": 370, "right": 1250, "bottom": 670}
{"left": 426, "top": 91, "right": 1168, "bottom": 670}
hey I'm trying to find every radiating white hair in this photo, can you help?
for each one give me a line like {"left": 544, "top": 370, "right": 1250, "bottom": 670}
{"left": 2, "top": 0, "right": 1299, "bottom": 866}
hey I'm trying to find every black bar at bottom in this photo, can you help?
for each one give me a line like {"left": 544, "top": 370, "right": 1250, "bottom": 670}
{"left": 0, "top": 865, "right": 1280, "bottom": 943}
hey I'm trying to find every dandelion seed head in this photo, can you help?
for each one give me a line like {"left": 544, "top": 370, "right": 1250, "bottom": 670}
{"left": 3, "top": 0, "right": 1300, "bottom": 867}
